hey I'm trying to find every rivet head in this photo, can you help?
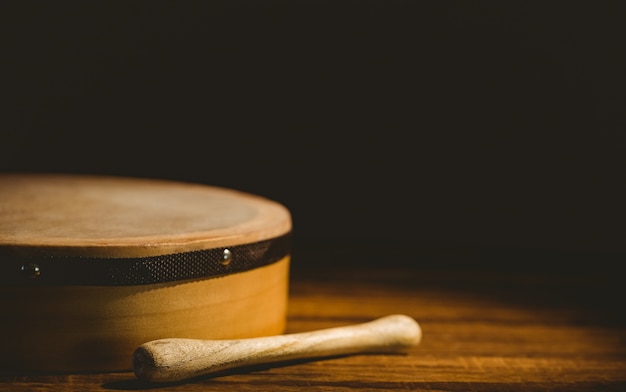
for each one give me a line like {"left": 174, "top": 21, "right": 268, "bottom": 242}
{"left": 21, "top": 263, "right": 41, "bottom": 279}
{"left": 221, "top": 249, "right": 232, "bottom": 266}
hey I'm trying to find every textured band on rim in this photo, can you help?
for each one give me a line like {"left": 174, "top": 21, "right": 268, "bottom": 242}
{"left": 0, "top": 232, "right": 291, "bottom": 286}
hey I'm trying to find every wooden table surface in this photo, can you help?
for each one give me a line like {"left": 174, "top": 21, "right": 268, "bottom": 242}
{"left": 2, "top": 241, "right": 625, "bottom": 391}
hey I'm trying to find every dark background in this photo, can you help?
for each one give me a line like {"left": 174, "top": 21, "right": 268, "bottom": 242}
{"left": 2, "top": 1, "right": 625, "bottom": 267}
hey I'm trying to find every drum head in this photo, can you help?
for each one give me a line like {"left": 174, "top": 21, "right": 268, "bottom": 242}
{"left": 0, "top": 173, "right": 291, "bottom": 258}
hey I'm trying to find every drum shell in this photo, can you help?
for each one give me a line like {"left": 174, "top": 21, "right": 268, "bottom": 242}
{"left": 0, "top": 257, "right": 290, "bottom": 372}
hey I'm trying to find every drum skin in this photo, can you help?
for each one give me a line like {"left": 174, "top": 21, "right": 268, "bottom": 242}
{"left": 0, "top": 173, "right": 292, "bottom": 372}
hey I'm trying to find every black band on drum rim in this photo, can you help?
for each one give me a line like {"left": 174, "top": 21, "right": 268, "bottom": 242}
{"left": 0, "top": 232, "right": 291, "bottom": 286}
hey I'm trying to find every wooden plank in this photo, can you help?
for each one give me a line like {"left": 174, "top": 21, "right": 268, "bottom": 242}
{"left": 1, "top": 261, "right": 625, "bottom": 391}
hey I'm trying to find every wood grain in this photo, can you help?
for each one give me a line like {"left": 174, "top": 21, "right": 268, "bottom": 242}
{"left": 1, "top": 243, "right": 624, "bottom": 391}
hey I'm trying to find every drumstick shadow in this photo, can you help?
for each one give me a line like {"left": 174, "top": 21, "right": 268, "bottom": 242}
{"left": 100, "top": 353, "right": 376, "bottom": 390}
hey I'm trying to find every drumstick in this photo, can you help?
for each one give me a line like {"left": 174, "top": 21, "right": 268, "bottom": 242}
{"left": 132, "top": 314, "right": 421, "bottom": 383}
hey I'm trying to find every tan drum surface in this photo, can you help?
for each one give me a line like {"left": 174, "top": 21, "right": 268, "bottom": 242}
{"left": 0, "top": 173, "right": 292, "bottom": 372}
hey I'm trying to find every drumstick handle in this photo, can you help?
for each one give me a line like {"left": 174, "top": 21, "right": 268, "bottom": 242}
{"left": 133, "top": 314, "right": 421, "bottom": 383}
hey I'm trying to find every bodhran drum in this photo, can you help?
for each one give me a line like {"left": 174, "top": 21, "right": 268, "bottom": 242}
{"left": 0, "top": 173, "right": 292, "bottom": 372}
